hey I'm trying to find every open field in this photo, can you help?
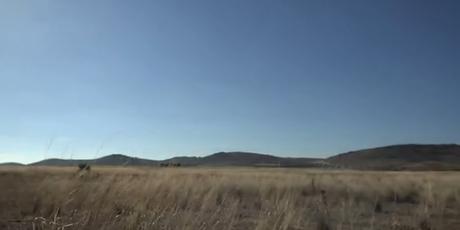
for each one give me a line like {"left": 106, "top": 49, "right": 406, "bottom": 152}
{"left": 1, "top": 167, "right": 460, "bottom": 230}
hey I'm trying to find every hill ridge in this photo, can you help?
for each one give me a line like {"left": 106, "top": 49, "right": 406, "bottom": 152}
{"left": 327, "top": 144, "right": 460, "bottom": 170}
{"left": 3, "top": 144, "right": 459, "bottom": 170}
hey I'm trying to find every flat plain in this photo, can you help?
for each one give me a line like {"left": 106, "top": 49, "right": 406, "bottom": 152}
{"left": 1, "top": 166, "right": 459, "bottom": 230}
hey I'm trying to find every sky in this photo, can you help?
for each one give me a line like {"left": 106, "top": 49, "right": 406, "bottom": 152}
{"left": 0, "top": 0, "right": 459, "bottom": 163}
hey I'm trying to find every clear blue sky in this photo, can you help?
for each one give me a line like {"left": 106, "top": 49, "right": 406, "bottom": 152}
{"left": 1, "top": 0, "right": 459, "bottom": 163}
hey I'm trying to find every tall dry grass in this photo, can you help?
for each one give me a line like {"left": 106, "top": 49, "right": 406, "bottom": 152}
{"left": 1, "top": 166, "right": 459, "bottom": 230}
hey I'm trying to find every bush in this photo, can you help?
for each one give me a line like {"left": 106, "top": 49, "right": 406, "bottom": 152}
{"left": 78, "top": 163, "right": 91, "bottom": 171}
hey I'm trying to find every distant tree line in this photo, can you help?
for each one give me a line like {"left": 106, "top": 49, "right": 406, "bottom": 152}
{"left": 159, "top": 163, "right": 181, "bottom": 167}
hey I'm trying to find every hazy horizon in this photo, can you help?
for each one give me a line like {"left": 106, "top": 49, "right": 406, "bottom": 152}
{"left": 1, "top": 0, "right": 459, "bottom": 164}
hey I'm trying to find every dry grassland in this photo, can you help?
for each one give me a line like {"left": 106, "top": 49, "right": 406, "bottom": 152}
{"left": 1, "top": 166, "right": 459, "bottom": 230}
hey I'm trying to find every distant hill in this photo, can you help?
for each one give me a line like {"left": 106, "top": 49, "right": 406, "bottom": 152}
{"left": 30, "top": 158, "right": 88, "bottom": 166}
{"left": 327, "top": 144, "right": 460, "bottom": 170}
{"left": 29, "top": 152, "right": 321, "bottom": 168}
{"left": 164, "top": 152, "right": 321, "bottom": 167}
{"left": 13, "top": 144, "right": 460, "bottom": 170}
{"left": 0, "top": 162, "right": 24, "bottom": 166}
{"left": 31, "top": 154, "right": 158, "bottom": 167}
{"left": 94, "top": 154, "right": 158, "bottom": 166}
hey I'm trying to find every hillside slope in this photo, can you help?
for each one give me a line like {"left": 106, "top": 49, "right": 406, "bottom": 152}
{"left": 30, "top": 152, "right": 320, "bottom": 167}
{"left": 31, "top": 154, "right": 158, "bottom": 167}
{"left": 162, "top": 152, "right": 321, "bottom": 167}
{"left": 25, "top": 144, "right": 460, "bottom": 170}
{"left": 0, "top": 162, "right": 25, "bottom": 166}
{"left": 327, "top": 144, "right": 460, "bottom": 170}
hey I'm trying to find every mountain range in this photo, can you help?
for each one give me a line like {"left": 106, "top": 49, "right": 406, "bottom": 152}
{"left": 3, "top": 144, "right": 460, "bottom": 170}
{"left": 30, "top": 151, "right": 321, "bottom": 168}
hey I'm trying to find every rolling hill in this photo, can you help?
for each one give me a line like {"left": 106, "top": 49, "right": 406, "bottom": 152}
{"left": 165, "top": 152, "right": 321, "bottom": 167}
{"left": 28, "top": 152, "right": 320, "bottom": 167}
{"left": 327, "top": 144, "right": 460, "bottom": 170}
{"left": 30, "top": 154, "right": 158, "bottom": 167}
{"left": 0, "top": 162, "right": 25, "bottom": 166}
{"left": 3, "top": 144, "right": 460, "bottom": 170}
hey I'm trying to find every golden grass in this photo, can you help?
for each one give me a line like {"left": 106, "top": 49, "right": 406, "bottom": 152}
{"left": 1, "top": 166, "right": 459, "bottom": 230}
